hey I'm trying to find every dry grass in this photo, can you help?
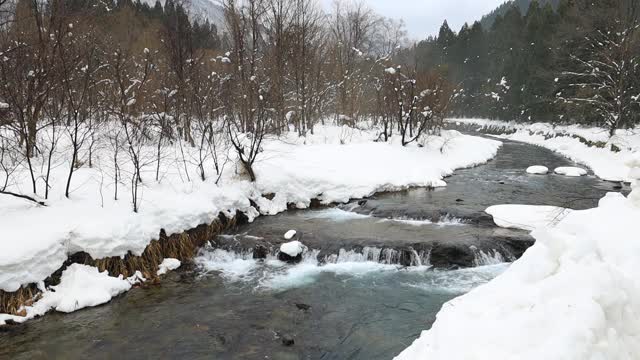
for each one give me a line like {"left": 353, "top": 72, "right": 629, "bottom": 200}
{"left": 0, "top": 211, "right": 246, "bottom": 316}
{"left": 0, "top": 284, "right": 40, "bottom": 316}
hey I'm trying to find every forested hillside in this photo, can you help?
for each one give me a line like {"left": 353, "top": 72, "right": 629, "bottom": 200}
{"left": 408, "top": 0, "right": 640, "bottom": 133}
{"left": 480, "top": 0, "right": 560, "bottom": 29}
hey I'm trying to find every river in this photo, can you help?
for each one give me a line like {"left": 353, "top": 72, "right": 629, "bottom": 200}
{"left": 0, "top": 138, "right": 628, "bottom": 360}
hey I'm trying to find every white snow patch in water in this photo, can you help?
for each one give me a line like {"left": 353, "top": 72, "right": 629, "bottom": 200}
{"left": 283, "top": 230, "right": 297, "bottom": 240}
{"left": 554, "top": 166, "right": 587, "bottom": 177}
{"left": 157, "top": 258, "right": 181, "bottom": 275}
{"left": 486, "top": 204, "right": 571, "bottom": 231}
{"left": 526, "top": 165, "right": 548, "bottom": 174}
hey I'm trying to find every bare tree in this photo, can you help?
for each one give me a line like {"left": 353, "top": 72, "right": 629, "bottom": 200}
{"left": 557, "top": 3, "right": 640, "bottom": 136}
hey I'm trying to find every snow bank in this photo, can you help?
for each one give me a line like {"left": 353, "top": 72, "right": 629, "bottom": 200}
{"left": 526, "top": 165, "right": 548, "bottom": 175}
{"left": 628, "top": 154, "right": 640, "bottom": 206}
{"left": 0, "top": 264, "right": 131, "bottom": 325}
{"left": 396, "top": 165, "right": 640, "bottom": 359}
{"left": 157, "top": 258, "right": 181, "bottom": 275}
{"left": 280, "top": 241, "right": 305, "bottom": 257}
{"left": 486, "top": 204, "right": 571, "bottom": 231}
{"left": 555, "top": 166, "right": 587, "bottom": 177}
{"left": 448, "top": 118, "right": 639, "bottom": 182}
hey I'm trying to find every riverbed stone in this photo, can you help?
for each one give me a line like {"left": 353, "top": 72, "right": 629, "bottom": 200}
{"left": 281, "top": 335, "right": 295, "bottom": 346}
{"left": 252, "top": 245, "right": 269, "bottom": 259}
{"left": 278, "top": 252, "right": 303, "bottom": 263}
{"left": 295, "top": 303, "right": 311, "bottom": 311}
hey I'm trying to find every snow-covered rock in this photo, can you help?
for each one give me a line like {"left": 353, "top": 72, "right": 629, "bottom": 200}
{"left": 526, "top": 165, "right": 548, "bottom": 175}
{"left": 157, "top": 258, "right": 181, "bottom": 275}
{"left": 397, "top": 191, "right": 640, "bottom": 360}
{"left": 280, "top": 241, "right": 305, "bottom": 258}
{"left": 486, "top": 204, "right": 571, "bottom": 231}
{"left": 554, "top": 166, "right": 587, "bottom": 177}
{"left": 284, "top": 230, "right": 297, "bottom": 240}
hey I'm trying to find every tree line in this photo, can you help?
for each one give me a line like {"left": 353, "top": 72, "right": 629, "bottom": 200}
{"left": 0, "top": 0, "right": 453, "bottom": 210}
{"left": 406, "top": 0, "right": 640, "bottom": 134}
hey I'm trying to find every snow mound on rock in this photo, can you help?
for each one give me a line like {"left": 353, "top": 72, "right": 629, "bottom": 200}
{"left": 486, "top": 204, "right": 572, "bottom": 231}
{"left": 157, "top": 258, "right": 181, "bottom": 275}
{"left": 284, "top": 230, "right": 297, "bottom": 240}
{"left": 280, "top": 241, "right": 305, "bottom": 257}
{"left": 526, "top": 165, "right": 548, "bottom": 175}
{"left": 554, "top": 166, "right": 587, "bottom": 177}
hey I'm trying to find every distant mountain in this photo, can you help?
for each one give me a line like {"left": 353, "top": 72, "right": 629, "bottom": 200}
{"left": 480, "top": 0, "right": 560, "bottom": 29}
{"left": 189, "top": 0, "right": 225, "bottom": 27}
{"left": 143, "top": 0, "right": 225, "bottom": 28}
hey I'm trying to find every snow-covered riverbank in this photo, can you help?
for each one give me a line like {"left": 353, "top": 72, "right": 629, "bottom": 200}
{"left": 0, "top": 125, "right": 501, "bottom": 324}
{"left": 448, "top": 118, "right": 639, "bottom": 182}
{"left": 397, "top": 153, "right": 640, "bottom": 359}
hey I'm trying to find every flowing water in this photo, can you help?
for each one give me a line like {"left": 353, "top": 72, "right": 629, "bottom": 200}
{"left": 0, "top": 138, "right": 628, "bottom": 360}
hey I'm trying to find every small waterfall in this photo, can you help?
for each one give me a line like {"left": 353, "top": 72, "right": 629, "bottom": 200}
{"left": 473, "top": 249, "right": 507, "bottom": 266}
{"left": 381, "top": 248, "right": 400, "bottom": 264}
{"left": 409, "top": 248, "right": 422, "bottom": 267}
{"left": 206, "top": 239, "right": 516, "bottom": 269}
{"left": 323, "top": 247, "right": 383, "bottom": 264}
{"left": 418, "top": 249, "right": 432, "bottom": 267}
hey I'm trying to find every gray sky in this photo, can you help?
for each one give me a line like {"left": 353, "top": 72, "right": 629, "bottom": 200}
{"left": 322, "top": 0, "right": 507, "bottom": 40}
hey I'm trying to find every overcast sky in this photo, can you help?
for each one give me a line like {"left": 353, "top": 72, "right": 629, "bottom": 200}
{"left": 321, "top": 0, "right": 508, "bottom": 40}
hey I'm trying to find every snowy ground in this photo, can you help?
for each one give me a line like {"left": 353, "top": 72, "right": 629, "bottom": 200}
{"left": 0, "top": 124, "right": 501, "bottom": 323}
{"left": 448, "top": 118, "right": 640, "bottom": 182}
{"left": 396, "top": 155, "right": 640, "bottom": 359}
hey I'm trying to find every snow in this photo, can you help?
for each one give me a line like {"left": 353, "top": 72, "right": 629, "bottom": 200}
{"left": 157, "top": 258, "right": 181, "bottom": 275}
{"left": 0, "top": 124, "right": 501, "bottom": 321}
{"left": 385, "top": 67, "right": 397, "bottom": 75}
{"left": 486, "top": 204, "right": 571, "bottom": 231}
{"left": 555, "top": 166, "right": 587, "bottom": 177}
{"left": 0, "top": 264, "right": 131, "bottom": 325}
{"left": 448, "top": 118, "right": 640, "bottom": 182}
{"left": 280, "top": 241, "right": 305, "bottom": 257}
{"left": 526, "top": 165, "right": 548, "bottom": 174}
{"left": 283, "top": 230, "right": 297, "bottom": 240}
{"left": 396, "top": 161, "right": 640, "bottom": 360}
{"left": 0, "top": 101, "right": 8, "bottom": 109}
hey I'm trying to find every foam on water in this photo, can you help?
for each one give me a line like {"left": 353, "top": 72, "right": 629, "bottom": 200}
{"left": 403, "top": 263, "right": 509, "bottom": 294}
{"left": 299, "top": 208, "right": 372, "bottom": 222}
{"left": 260, "top": 259, "right": 400, "bottom": 291}
{"left": 194, "top": 249, "right": 258, "bottom": 281}
{"left": 379, "top": 214, "right": 467, "bottom": 227}
{"left": 195, "top": 246, "right": 508, "bottom": 294}
{"left": 196, "top": 247, "right": 402, "bottom": 290}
